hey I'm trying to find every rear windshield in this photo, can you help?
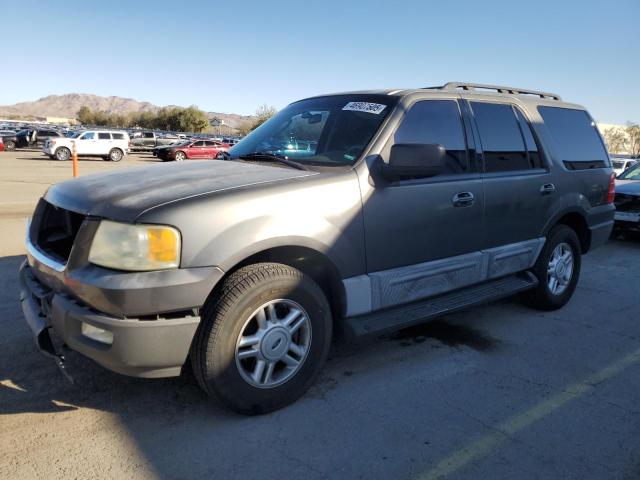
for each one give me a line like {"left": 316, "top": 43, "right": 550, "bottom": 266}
{"left": 538, "top": 106, "right": 608, "bottom": 164}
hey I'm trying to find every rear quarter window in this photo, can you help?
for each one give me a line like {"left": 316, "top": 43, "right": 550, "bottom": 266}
{"left": 538, "top": 106, "right": 608, "bottom": 164}
{"left": 112, "top": 133, "right": 124, "bottom": 140}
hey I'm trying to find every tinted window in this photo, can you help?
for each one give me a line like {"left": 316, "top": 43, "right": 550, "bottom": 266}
{"left": 515, "top": 108, "right": 544, "bottom": 169}
{"left": 471, "top": 102, "right": 529, "bottom": 172}
{"left": 394, "top": 100, "right": 468, "bottom": 173}
{"left": 40, "top": 130, "right": 57, "bottom": 136}
{"left": 112, "top": 133, "right": 124, "bottom": 140}
{"left": 98, "top": 132, "right": 111, "bottom": 140}
{"left": 538, "top": 107, "right": 608, "bottom": 162}
{"left": 204, "top": 141, "right": 217, "bottom": 146}
{"left": 143, "top": 132, "right": 155, "bottom": 138}
{"left": 191, "top": 141, "right": 205, "bottom": 147}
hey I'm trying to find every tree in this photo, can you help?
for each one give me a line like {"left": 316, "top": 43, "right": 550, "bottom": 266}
{"left": 602, "top": 126, "right": 627, "bottom": 154}
{"left": 76, "top": 106, "right": 94, "bottom": 125}
{"left": 252, "top": 104, "right": 277, "bottom": 131}
{"left": 625, "top": 123, "right": 640, "bottom": 157}
{"left": 176, "top": 106, "right": 209, "bottom": 133}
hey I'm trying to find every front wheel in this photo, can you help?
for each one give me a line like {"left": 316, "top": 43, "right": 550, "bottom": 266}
{"left": 54, "top": 147, "right": 71, "bottom": 161}
{"left": 4, "top": 140, "right": 16, "bottom": 151}
{"left": 191, "top": 263, "right": 332, "bottom": 415}
{"left": 522, "top": 225, "right": 581, "bottom": 310}
{"left": 108, "top": 148, "right": 123, "bottom": 162}
{"left": 174, "top": 151, "right": 186, "bottom": 161}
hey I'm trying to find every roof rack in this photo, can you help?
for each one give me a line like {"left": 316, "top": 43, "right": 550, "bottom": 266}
{"left": 427, "top": 82, "right": 562, "bottom": 101}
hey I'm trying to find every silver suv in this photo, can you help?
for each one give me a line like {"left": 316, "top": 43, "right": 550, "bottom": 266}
{"left": 20, "top": 83, "right": 615, "bottom": 414}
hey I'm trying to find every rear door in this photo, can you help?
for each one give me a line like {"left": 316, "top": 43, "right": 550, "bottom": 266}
{"left": 143, "top": 132, "right": 155, "bottom": 147}
{"left": 97, "top": 132, "right": 112, "bottom": 154}
{"left": 468, "top": 100, "right": 551, "bottom": 248}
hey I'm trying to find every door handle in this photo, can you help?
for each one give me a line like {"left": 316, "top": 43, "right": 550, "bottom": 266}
{"left": 540, "top": 183, "right": 556, "bottom": 194}
{"left": 452, "top": 191, "right": 475, "bottom": 207}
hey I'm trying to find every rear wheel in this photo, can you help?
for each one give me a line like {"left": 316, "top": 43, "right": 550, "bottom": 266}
{"left": 191, "top": 263, "right": 332, "bottom": 415}
{"left": 108, "top": 148, "right": 123, "bottom": 162}
{"left": 522, "top": 225, "right": 581, "bottom": 310}
{"left": 55, "top": 147, "right": 71, "bottom": 161}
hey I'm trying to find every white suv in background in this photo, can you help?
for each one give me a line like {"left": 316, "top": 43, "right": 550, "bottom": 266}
{"left": 43, "top": 130, "right": 130, "bottom": 162}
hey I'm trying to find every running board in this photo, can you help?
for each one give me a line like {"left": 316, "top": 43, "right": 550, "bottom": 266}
{"left": 343, "top": 272, "right": 538, "bottom": 338}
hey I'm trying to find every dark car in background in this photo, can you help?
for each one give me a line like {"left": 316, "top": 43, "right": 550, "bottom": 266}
{"left": 15, "top": 129, "right": 63, "bottom": 149}
{"left": 157, "top": 139, "right": 230, "bottom": 161}
{"left": 153, "top": 140, "right": 190, "bottom": 157}
{"left": 613, "top": 163, "right": 640, "bottom": 233}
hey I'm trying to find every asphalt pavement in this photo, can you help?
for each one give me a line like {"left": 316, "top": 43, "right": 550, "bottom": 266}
{"left": 1, "top": 149, "right": 639, "bottom": 480}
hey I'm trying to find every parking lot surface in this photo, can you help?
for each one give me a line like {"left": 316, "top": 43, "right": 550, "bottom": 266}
{"left": 1, "top": 150, "right": 639, "bottom": 479}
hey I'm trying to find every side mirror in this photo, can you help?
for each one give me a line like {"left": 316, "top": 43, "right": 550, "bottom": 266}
{"left": 382, "top": 143, "right": 445, "bottom": 180}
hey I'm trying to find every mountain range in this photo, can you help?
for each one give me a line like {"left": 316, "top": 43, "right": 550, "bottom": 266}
{"left": 0, "top": 93, "right": 252, "bottom": 128}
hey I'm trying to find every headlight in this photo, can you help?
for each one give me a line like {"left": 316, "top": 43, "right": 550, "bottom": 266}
{"left": 88, "top": 220, "right": 181, "bottom": 271}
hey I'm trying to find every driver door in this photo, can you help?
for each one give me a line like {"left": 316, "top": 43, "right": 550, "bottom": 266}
{"left": 359, "top": 98, "right": 485, "bottom": 310}
{"left": 76, "top": 132, "right": 98, "bottom": 155}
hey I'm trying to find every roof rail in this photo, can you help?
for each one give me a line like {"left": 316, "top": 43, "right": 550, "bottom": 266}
{"left": 427, "top": 82, "right": 562, "bottom": 101}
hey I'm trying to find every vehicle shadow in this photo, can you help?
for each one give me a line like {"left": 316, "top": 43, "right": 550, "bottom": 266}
{"left": 0, "top": 252, "right": 514, "bottom": 478}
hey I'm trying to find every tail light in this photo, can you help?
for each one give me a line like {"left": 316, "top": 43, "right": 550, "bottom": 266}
{"left": 128, "top": 141, "right": 133, "bottom": 148}
{"left": 607, "top": 173, "right": 615, "bottom": 204}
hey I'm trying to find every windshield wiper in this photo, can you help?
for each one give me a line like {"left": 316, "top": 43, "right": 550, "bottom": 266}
{"left": 236, "top": 152, "right": 308, "bottom": 171}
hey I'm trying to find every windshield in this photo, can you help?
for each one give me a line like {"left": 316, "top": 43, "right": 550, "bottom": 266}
{"left": 229, "top": 94, "right": 397, "bottom": 166}
{"left": 618, "top": 163, "right": 640, "bottom": 180}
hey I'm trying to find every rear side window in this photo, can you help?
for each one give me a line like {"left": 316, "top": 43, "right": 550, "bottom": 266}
{"left": 112, "top": 133, "right": 124, "bottom": 140}
{"left": 538, "top": 107, "right": 608, "bottom": 163}
{"left": 98, "top": 132, "right": 111, "bottom": 140}
{"left": 394, "top": 100, "right": 468, "bottom": 174}
{"left": 143, "top": 132, "right": 155, "bottom": 138}
{"left": 470, "top": 102, "right": 529, "bottom": 172}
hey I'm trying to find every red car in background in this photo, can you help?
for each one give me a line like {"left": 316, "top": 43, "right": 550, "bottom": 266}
{"left": 157, "top": 140, "right": 230, "bottom": 161}
{"left": 0, "top": 137, "right": 4, "bottom": 152}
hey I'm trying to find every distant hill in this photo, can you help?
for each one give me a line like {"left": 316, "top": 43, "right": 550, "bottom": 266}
{"left": 0, "top": 93, "right": 253, "bottom": 129}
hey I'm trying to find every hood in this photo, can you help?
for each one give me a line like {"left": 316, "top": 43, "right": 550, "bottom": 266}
{"left": 45, "top": 160, "right": 316, "bottom": 222}
{"left": 615, "top": 179, "right": 640, "bottom": 195}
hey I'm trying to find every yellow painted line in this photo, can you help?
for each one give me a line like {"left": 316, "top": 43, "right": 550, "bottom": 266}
{"left": 417, "top": 347, "right": 640, "bottom": 480}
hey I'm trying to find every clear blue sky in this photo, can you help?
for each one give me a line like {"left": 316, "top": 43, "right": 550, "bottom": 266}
{"left": 2, "top": 0, "right": 638, "bottom": 124}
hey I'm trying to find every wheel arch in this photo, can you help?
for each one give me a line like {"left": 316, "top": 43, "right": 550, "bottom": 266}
{"left": 545, "top": 209, "right": 590, "bottom": 253}
{"left": 221, "top": 245, "right": 347, "bottom": 323}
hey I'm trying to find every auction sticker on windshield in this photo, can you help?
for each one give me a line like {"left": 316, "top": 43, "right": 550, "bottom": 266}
{"left": 342, "top": 102, "right": 387, "bottom": 114}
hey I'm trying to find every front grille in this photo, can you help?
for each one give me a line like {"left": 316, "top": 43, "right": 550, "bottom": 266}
{"left": 614, "top": 193, "right": 640, "bottom": 213}
{"left": 30, "top": 200, "right": 86, "bottom": 262}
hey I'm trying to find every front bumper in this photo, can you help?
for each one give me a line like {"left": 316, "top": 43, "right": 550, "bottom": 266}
{"left": 20, "top": 261, "right": 202, "bottom": 378}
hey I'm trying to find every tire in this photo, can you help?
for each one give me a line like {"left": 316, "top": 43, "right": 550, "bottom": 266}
{"left": 191, "top": 263, "right": 332, "bottom": 415}
{"left": 522, "top": 225, "right": 581, "bottom": 311}
{"left": 54, "top": 147, "right": 71, "bottom": 161}
{"left": 174, "top": 151, "right": 186, "bottom": 161}
{"left": 4, "top": 140, "right": 15, "bottom": 151}
{"left": 108, "top": 148, "right": 123, "bottom": 162}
